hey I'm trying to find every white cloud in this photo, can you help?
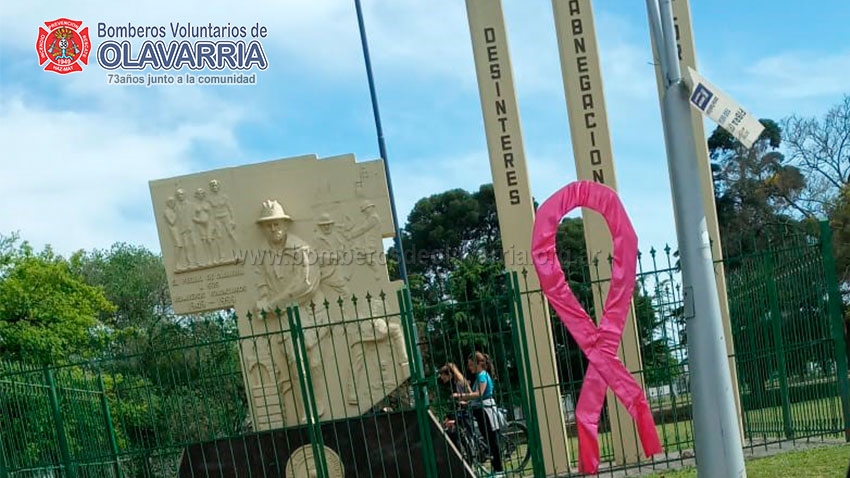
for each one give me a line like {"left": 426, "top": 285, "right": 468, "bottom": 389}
{"left": 0, "top": 1, "right": 478, "bottom": 87}
{"left": 2, "top": 1, "right": 649, "bottom": 99}
{"left": 744, "top": 50, "right": 850, "bottom": 100}
{"left": 0, "top": 89, "right": 244, "bottom": 255}
{"left": 5, "top": 0, "right": 827, "bottom": 264}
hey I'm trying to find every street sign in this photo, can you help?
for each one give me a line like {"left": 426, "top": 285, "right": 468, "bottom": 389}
{"left": 685, "top": 66, "right": 764, "bottom": 149}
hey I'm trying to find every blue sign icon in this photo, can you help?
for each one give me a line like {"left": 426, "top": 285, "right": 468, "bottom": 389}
{"left": 690, "top": 83, "right": 714, "bottom": 111}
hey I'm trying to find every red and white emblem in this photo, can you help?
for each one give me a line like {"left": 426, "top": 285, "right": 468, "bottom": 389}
{"left": 36, "top": 18, "right": 91, "bottom": 74}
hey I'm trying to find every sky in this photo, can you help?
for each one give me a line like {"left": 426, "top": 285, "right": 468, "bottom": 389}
{"left": 1, "top": 0, "right": 848, "bottom": 263}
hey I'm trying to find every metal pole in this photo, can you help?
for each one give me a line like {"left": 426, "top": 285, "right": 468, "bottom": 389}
{"left": 352, "top": 1, "right": 427, "bottom": 411}
{"left": 0, "top": 429, "right": 8, "bottom": 478}
{"left": 97, "top": 375, "right": 123, "bottom": 478}
{"left": 353, "top": 0, "right": 410, "bottom": 286}
{"left": 45, "top": 369, "right": 77, "bottom": 478}
{"left": 647, "top": 0, "right": 747, "bottom": 476}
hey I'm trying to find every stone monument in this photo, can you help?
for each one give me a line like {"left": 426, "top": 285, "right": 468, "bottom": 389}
{"left": 149, "top": 153, "right": 410, "bottom": 431}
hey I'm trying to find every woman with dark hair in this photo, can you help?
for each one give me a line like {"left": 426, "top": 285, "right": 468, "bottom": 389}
{"left": 438, "top": 362, "right": 472, "bottom": 447}
{"left": 453, "top": 351, "right": 505, "bottom": 475}
{"left": 439, "top": 362, "right": 470, "bottom": 396}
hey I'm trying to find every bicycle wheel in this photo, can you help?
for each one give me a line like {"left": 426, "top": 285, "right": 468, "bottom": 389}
{"left": 457, "top": 426, "right": 482, "bottom": 465}
{"left": 498, "top": 421, "right": 530, "bottom": 475}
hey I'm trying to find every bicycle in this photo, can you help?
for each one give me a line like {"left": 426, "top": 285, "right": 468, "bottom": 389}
{"left": 449, "top": 407, "right": 530, "bottom": 476}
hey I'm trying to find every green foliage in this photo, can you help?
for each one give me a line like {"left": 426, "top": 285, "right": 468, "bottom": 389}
{"left": 69, "top": 242, "right": 241, "bottom": 392}
{"left": 401, "top": 184, "right": 680, "bottom": 396}
{"left": 634, "top": 289, "right": 683, "bottom": 386}
{"left": 389, "top": 185, "right": 501, "bottom": 293}
{"left": 708, "top": 115, "right": 848, "bottom": 398}
{"left": 0, "top": 235, "right": 115, "bottom": 365}
{"left": 556, "top": 217, "right": 594, "bottom": 310}
{"left": 0, "top": 370, "right": 61, "bottom": 467}
{"left": 0, "top": 237, "right": 247, "bottom": 475}
{"left": 70, "top": 242, "right": 171, "bottom": 329}
{"left": 439, "top": 256, "right": 512, "bottom": 370}
{"left": 0, "top": 357, "right": 246, "bottom": 475}
{"left": 709, "top": 118, "right": 807, "bottom": 261}
{"left": 71, "top": 242, "right": 174, "bottom": 360}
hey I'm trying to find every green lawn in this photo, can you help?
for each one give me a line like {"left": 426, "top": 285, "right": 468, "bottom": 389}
{"left": 644, "top": 444, "right": 850, "bottom": 477}
{"left": 473, "top": 395, "right": 845, "bottom": 475}
{"left": 561, "top": 420, "right": 695, "bottom": 465}
{"left": 743, "top": 396, "right": 845, "bottom": 436}
{"left": 552, "top": 395, "right": 843, "bottom": 468}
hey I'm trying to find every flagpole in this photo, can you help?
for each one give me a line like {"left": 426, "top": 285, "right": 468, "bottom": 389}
{"left": 646, "top": 0, "right": 746, "bottom": 476}
{"left": 353, "top": 0, "right": 410, "bottom": 287}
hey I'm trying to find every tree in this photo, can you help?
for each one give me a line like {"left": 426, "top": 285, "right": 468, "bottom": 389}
{"left": 783, "top": 95, "right": 850, "bottom": 217}
{"left": 784, "top": 97, "right": 850, "bottom": 297}
{"left": 829, "top": 184, "right": 850, "bottom": 288}
{"left": 396, "top": 183, "right": 679, "bottom": 395}
{"left": 70, "top": 242, "right": 171, "bottom": 330}
{"left": 634, "top": 287, "right": 683, "bottom": 387}
{"left": 827, "top": 184, "right": 850, "bottom": 357}
{"left": 786, "top": 97, "right": 850, "bottom": 361}
{"left": 709, "top": 118, "right": 806, "bottom": 261}
{"left": 401, "top": 188, "right": 482, "bottom": 277}
{"left": 61, "top": 242, "right": 246, "bottom": 471}
{"left": 0, "top": 234, "right": 115, "bottom": 365}
{"left": 471, "top": 184, "right": 502, "bottom": 262}
{"left": 710, "top": 108, "right": 850, "bottom": 395}
{"left": 70, "top": 243, "right": 241, "bottom": 392}
{"left": 421, "top": 256, "right": 512, "bottom": 383}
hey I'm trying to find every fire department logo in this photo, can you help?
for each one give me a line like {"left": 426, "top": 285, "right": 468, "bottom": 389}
{"left": 36, "top": 18, "right": 91, "bottom": 74}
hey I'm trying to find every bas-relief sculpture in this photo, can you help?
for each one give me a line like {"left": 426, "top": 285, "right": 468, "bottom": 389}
{"left": 149, "top": 154, "right": 410, "bottom": 430}
{"left": 164, "top": 180, "right": 240, "bottom": 272}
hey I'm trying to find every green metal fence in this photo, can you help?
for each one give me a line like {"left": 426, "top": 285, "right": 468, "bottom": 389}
{"left": 499, "top": 221, "right": 850, "bottom": 476}
{"left": 414, "top": 270, "right": 539, "bottom": 477}
{"left": 0, "top": 291, "right": 456, "bottom": 478}
{"left": 0, "top": 362, "right": 122, "bottom": 478}
{"left": 508, "top": 246, "right": 697, "bottom": 476}
{"left": 0, "top": 325, "right": 248, "bottom": 478}
{"left": 1, "top": 221, "right": 848, "bottom": 478}
{"left": 727, "top": 221, "right": 850, "bottom": 449}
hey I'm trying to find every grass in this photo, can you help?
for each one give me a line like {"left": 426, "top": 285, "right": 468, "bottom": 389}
{"left": 473, "top": 394, "right": 846, "bottom": 474}
{"left": 562, "top": 420, "right": 695, "bottom": 466}
{"left": 546, "top": 394, "right": 845, "bottom": 470}
{"left": 644, "top": 444, "right": 850, "bottom": 477}
{"left": 743, "top": 396, "right": 845, "bottom": 436}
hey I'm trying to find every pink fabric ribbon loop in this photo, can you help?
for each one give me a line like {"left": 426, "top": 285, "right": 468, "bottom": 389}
{"left": 531, "top": 180, "right": 662, "bottom": 474}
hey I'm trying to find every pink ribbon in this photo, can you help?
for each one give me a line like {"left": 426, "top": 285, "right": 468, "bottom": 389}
{"left": 531, "top": 180, "right": 661, "bottom": 474}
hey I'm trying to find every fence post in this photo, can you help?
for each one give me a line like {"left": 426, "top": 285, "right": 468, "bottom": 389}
{"left": 45, "top": 369, "right": 77, "bottom": 478}
{"left": 397, "top": 288, "right": 438, "bottom": 478}
{"left": 285, "top": 306, "right": 329, "bottom": 478}
{"left": 97, "top": 374, "right": 123, "bottom": 478}
{"left": 764, "top": 252, "right": 794, "bottom": 439}
{"left": 506, "top": 271, "right": 546, "bottom": 477}
{"left": 820, "top": 221, "right": 850, "bottom": 442}
{"left": 0, "top": 430, "right": 8, "bottom": 478}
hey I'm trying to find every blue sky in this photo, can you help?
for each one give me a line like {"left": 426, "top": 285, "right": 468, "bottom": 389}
{"left": 1, "top": 1, "right": 848, "bottom": 261}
